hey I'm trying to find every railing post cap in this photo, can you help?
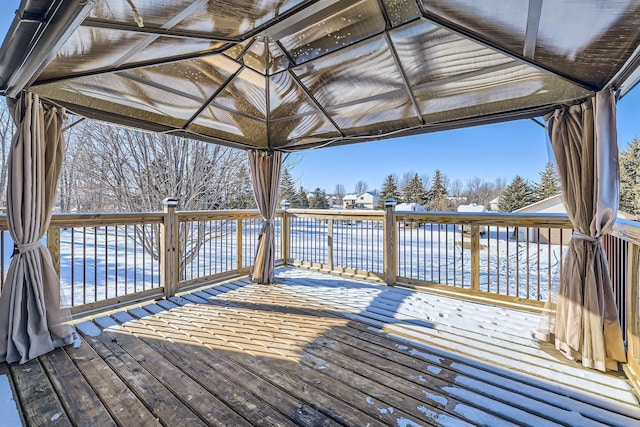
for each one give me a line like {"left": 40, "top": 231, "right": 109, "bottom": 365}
{"left": 162, "top": 197, "right": 179, "bottom": 208}
{"left": 384, "top": 198, "right": 397, "bottom": 208}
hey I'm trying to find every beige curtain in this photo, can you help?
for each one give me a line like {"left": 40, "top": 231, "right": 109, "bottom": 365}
{"left": 248, "top": 150, "right": 282, "bottom": 284}
{"left": 0, "top": 92, "right": 77, "bottom": 364}
{"left": 539, "top": 89, "right": 625, "bottom": 371}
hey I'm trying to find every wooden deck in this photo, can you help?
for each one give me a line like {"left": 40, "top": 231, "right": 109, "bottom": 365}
{"left": 2, "top": 267, "right": 640, "bottom": 426}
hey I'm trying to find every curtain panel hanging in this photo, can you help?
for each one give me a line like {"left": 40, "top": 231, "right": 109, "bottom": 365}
{"left": 538, "top": 89, "right": 625, "bottom": 371}
{"left": 247, "top": 150, "right": 283, "bottom": 284}
{"left": 0, "top": 92, "right": 77, "bottom": 364}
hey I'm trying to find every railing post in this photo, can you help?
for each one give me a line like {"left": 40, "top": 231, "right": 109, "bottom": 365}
{"left": 281, "top": 200, "right": 290, "bottom": 265}
{"left": 161, "top": 197, "right": 179, "bottom": 298}
{"left": 47, "top": 227, "right": 60, "bottom": 277}
{"left": 236, "top": 218, "right": 243, "bottom": 270}
{"left": 470, "top": 225, "right": 480, "bottom": 291}
{"left": 327, "top": 218, "right": 334, "bottom": 271}
{"left": 628, "top": 243, "right": 640, "bottom": 365}
{"left": 383, "top": 199, "right": 397, "bottom": 286}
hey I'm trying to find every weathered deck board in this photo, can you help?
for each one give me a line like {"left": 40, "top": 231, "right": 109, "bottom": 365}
{"left": 268, "top": 271, "right": 637, "bottom": 401}
{"left": 40, "top": 347, "right": 115, "bottom": 427}
{"left": 1, "top": 267, "right": 639, "bottom": 426}
{"left": 84, "top": 328, "right": 209, "bottom": 427}
{"left": 96, "top": 315, "right": 251, "bottom": 426}
{"left": 9, "top": 358, "right": 71, "bottom": 426}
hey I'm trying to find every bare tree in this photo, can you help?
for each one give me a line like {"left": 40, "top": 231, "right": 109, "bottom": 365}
{"left": 447, "top": 178, "right": 465, "bottom": 209}
{"left": 354, "top": 180, "right": 369, "bottom": 194}
{"left": 464, "top": 177, "right": 495, "bottom": 207}
{"left": 448, "top": 178, "right": 464, "bottom": 197}
{"left": 68, "top": 121, "right": 247, "bottom": 276}
{"left": 420, "top": 173, "right": 431, "bottom": 192}
{"left": 0, "top": 101, "right": 14, "bottom": 206}
{"left": 334, "top": 183, "right": 345, "bottom": 206}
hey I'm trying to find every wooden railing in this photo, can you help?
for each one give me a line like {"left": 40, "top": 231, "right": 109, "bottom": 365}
{"left": 48, "top": 213, "right": 165, "bottom": 315}
{"left": 173, "top": 209, "right": 282, "bottom": 292}
{"left": 395, "top": 211, "right": 573, "bottom": 308}
{"left": 286, "top": 209, "right": 385, "bottom": 281}
{"left": 609, "top": 219, "right": 640, "bottom": 393}
{"left": 0, "top": 206, "right": 638, "bottom": 385}
{"left": 285, "top": 208, "right": 573, "bottom": 310}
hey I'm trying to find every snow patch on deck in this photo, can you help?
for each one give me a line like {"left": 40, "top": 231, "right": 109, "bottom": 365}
{"left": 0, "top": 375, "right": 22, "bottom": 426}
{"left": 75, "top": 320, "right": 102, "bottom": 337}
{"left": 427, "top": 365, "right": 442, "bottom": 375}
{"left": 414, "top": 407, "right": 471, "bottom": 426}
{"left": 408, "top": 348, "right": 442, "bottom": 364}
{"left": 422, "top": 390, "right": 448, "bottom": 406}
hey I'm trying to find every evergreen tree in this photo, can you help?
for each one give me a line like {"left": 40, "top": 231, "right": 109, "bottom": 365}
{"left": 403, "top": 173, "right": 427, "bottom": 204}
{"left": 309, "top": 187, "right": 329, "bottom": 209}
{"left": 426, "top": 169, "right": 450, "bottom": 211}
{"left": 279, "top": 168, "right": 297, "bottom": 205}
{"left": 620, "top": 137, "right": 640, "bottom": 216}
{"left": 293, "top": 186, "right": 309, "bottom": 208}
{"left": 377, "top": 175, "right": 401, "bottom": 208}
{"left": 532, "top": 162, "right": 561, "bottom": 202}
{"left": 226, "top": 164, "right": 255, "bottom": 209}
{"left": 498, "top": 176, "right": 532, "bottom": 212}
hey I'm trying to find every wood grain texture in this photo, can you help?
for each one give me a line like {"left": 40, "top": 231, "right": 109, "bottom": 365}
{"left": 4, "top": 268, "right": 639, "bottom": 426}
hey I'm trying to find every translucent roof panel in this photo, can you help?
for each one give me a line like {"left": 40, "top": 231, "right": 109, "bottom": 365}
{"left": 170, "top": 0, "right": 308, "bottom": 37}
{"left": 292, "top": 35, "right": 408, "bottom": 108}
{"left": 269, "top": 72, "right": 320, "bottom": 120}
{"left": 279, "top": 0, "right": 386, "bottom": 65}
{"left": 88, "top": 0, "right": 307, "bottom": 38}
{"left": 190, "top": 105, "right": 268, "bottom": 147}
{"left": 210, "top": 68, "right": 267, "bottom": 120}
{"left": 419, "top": 0, "right": 640, "bottom": 88}
{"left": 271, "top": 114, "right": 341, "bottom": 147}
{"left": 2, "top": 0, "right": 640, "bottom": 151}
{"left": 32, "top": 75, "right": 200, "bottom": 129}
{"left": 40, "top": 26, "right": 226, "bottom": 83}
{"left": 382, "top": 0, "right": 422, "bottom": 27}
{"left": 415, "top": 65, "right": 593, "bottom": 124}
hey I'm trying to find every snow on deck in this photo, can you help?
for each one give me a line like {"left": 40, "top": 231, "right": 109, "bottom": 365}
{"left": 272, "top": 268, "right": 640, "bottom": 422}
{"left": 2, "top": 267, "right": 638, "bottom": 426}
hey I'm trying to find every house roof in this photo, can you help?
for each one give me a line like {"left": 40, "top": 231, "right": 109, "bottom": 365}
{"left": 515, "top": 193, "right": 638, "bottom": 220}
{"left": 514, "top": 194, "right": 565, "bottom": 213}
{"left": 2, "top": 1, "right": 640, "bottom": 152}
{"left": 457, "top": 203, "right": 486, "bottom": 213}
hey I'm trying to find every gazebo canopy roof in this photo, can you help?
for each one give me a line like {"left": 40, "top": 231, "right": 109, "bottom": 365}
{"left": 1, "top": 0, "right": 640, "bottom": 151}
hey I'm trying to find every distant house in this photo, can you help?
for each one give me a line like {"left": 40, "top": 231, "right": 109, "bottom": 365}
{"left": 447, "top": 195, "right": 467, "bottom": 207}
{"left": 457, "top": 203, "right": 487, "bottom": 234}
{"left": 342, "top": 192, "right": 379, "bottom": 210}
{"left": 395, "top": 202, "right": 427, "bottom": 212}
{"left": 396, "top": 203, "right": 428, "bottom": 227}
{"left": 514, "top": 194, "right": 636, "bottom": 244}
{"left": 342, "top": 194, "right": 358, "bottom": 208}
{"left": 489, "top": 196, "right": 500, "bottom": 212}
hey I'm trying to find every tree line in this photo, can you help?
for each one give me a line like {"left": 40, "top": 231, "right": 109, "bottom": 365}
{"left": 0, "top": 101, "right": 638, "bottom": 218}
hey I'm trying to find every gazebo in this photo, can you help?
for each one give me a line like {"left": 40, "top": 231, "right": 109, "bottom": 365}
{"left": 1, "top": 1, "right": 640, "bottom": 423}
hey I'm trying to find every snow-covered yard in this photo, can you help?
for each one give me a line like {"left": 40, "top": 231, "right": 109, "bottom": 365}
{"left": 0, "top": 218, "right": 563, "bottom": 308}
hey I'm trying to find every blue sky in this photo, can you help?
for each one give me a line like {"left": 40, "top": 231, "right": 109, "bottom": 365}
{"left": 294, "top": 91, "right": 640, "bottom": 194}
{"left": 2, "top": 2, "right": 639, "bottom": 194}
